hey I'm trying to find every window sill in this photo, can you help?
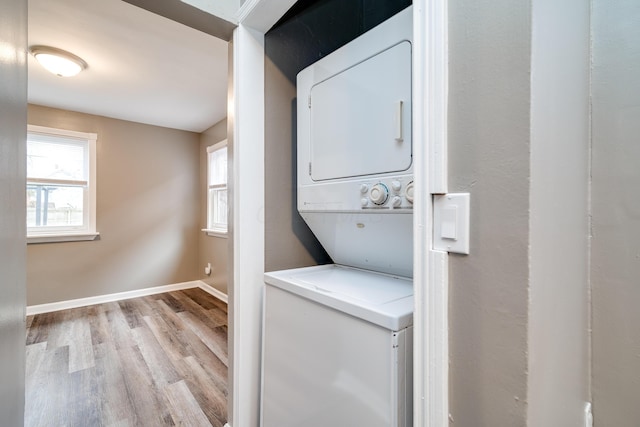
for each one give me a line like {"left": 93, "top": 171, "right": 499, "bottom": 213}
{"left": 202, "top": 228, "right": 228, "bottom": 238}
{"left": 27, "top": 232, "right": 100, "bottom": 244}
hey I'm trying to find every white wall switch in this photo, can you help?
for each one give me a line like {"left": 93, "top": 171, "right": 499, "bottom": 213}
{"left": 433, "top": 193, "right": 470, "bottom": 254}
{"left": 440, "top": 206, "right": 458, "bottom": 239}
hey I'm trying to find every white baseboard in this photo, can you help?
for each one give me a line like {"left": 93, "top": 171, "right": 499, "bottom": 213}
{"left": 27, "top": 280, "right": 229, "bottom": 316}
{"left": 26, "top": 280, "right": 202, "bottom": 316}
{"left": 197, "top": 280, "right": 228, "bottom": 304}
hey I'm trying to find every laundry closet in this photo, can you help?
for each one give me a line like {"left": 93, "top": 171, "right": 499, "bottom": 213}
{"left": 262, "top": 2, "right": 414, "bottom": 426}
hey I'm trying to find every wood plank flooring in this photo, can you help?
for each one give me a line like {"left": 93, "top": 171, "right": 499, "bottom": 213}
{"left": 25, "top": 288, "right": 228, "bottom": 427}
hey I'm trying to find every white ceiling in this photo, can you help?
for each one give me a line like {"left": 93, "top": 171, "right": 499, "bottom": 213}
{"left": 28, "top": 0, "right": 229, "bottom": 133}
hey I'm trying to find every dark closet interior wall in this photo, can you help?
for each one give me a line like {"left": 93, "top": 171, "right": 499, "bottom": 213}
{"left": 264, "top": 0, "right": 411, "bottom": 271}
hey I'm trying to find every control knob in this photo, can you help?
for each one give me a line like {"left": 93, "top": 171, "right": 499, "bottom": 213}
{"left": 369, "top": 183, "right": 389, "bottom": 205}
{"left": 391, "top": 180, "right": 402, "bottom": 192}
{"left": 405, "top": 181, "right": 414, "bottom": 204}
{"left": 360, "top": 183, "right": 369, "bottom": 194}
{"left": 392, "top": 196, "right": 402, "bottom": 207}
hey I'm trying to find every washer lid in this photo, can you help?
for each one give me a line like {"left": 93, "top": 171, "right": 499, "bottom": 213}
{"left": 264, "top": 264, "right": 413, "bottom": 331}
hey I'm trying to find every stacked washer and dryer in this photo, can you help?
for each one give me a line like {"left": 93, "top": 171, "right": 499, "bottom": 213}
{"left": 261, "top": 6, "right": 414, "bottom": 427}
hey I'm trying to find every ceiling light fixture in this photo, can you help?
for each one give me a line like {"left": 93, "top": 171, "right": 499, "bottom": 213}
{"left": 29, "top": 45, "right": 88, "bottom": 77}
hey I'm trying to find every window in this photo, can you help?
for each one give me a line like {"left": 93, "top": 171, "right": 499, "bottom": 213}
{"left": 205, "top": 140, "right": 228, "bottom": 236}
{"left": 27, "top": 125, "right": 98, "bottom": 243}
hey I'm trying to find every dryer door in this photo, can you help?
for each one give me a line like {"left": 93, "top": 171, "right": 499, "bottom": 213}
{"left": 309, "top": 41, "right": 412, "bottom": 182}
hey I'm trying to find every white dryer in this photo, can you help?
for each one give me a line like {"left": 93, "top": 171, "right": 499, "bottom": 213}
{"left": 262, "top": 6, "right": 414, "bottom": 427}
{"left": 295, "top": 4, "right": 414, "bottom": 278}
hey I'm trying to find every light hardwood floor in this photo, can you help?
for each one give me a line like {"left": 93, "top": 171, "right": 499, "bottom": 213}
{"left": 25, "top": 288, "right": 228, "bottom": 427}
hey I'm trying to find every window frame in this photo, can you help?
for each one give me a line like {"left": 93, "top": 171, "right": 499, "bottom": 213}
{"left": 26, "top": 124, "right": 99, "bottom": 244}
{"left": 203, "top": 139, "right": 228, "bottom": 238}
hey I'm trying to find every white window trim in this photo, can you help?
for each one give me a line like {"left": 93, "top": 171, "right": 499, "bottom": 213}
{"left": 203, "top": 139, "right": 228, "bottom": 237}
{"left": 27, "top": 232, "right": 100, "bottom": 244}
{"left": 26, "top": 125, "right": 98, "bottom": 244}
{"left": 202, "top": 229, "right": 229, "bottom": 238}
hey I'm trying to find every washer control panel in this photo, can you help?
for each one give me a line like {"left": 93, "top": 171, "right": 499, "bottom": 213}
{"left": 298, "top": 175, "right": 414, "bottom": 212}
{"left": 359, "top": 178, "right": 413, "bottom": 210}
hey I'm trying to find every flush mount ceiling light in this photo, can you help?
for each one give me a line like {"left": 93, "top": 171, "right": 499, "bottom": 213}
{"left": 29, "top": 45, "right": 88, "bottom": 77}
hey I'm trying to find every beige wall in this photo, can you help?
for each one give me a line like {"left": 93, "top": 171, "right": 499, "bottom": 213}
{"left": 448, "top": 0, "right": 532, "bottom": 424}
{"left": 527, "top": 0, "right": 591, "bottom": 425}
{"left": 0, "top": 0, "right": 27, "bottom": 423}
{"left": 27, "top": 104, "right": 201, "bottom": 306}
{"left": 199, "top": 118, "right": 228, "bottom": 294}
{"left": 448, "top": 1, "right": 593, "bottom": 425}
{"left": 591, "top": 1, "right": 640, "bottom": 425}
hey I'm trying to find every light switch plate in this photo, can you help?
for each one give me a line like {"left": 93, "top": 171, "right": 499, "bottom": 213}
{"left": 433, "top": 193, "right": 470, "bottom": 254}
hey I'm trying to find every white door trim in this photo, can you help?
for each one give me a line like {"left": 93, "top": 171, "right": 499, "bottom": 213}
{"left": 413, "top": 0, "right": 449, "bottom": 426}
{"left": 228, "top": 22, "right": 267, "bottom": 427}
{"left": 231, "top": 1, "right": 449, "bottom": 426}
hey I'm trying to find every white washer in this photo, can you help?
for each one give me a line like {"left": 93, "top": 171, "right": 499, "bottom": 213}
{"left": 262, "top": 265, "right": 413, "bottom": 427}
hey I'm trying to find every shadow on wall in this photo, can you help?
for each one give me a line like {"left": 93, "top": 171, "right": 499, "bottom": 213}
{"left": 290, "top": 97, "right": 330, "bottom": 264}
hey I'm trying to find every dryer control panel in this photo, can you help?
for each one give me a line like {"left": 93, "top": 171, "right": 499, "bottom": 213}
{"left": 298, "top": 174, "right": 413, "bottom": 212}
{"left": 359, "top": 178, "right": 414, "bottom": 210}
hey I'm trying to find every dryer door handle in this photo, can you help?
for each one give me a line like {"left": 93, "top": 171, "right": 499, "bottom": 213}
{"left": 395, "top": 100, "right": 404, "bottom": 142}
